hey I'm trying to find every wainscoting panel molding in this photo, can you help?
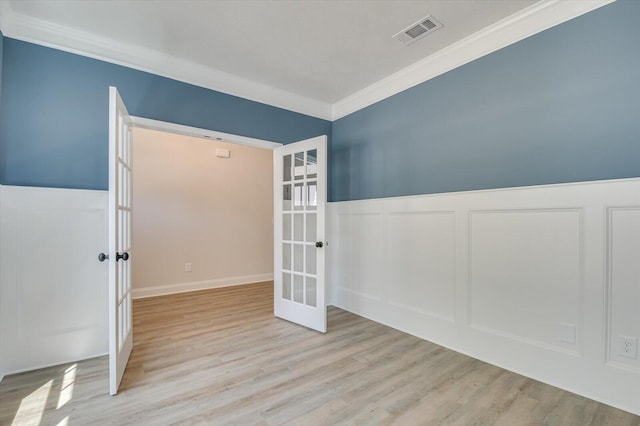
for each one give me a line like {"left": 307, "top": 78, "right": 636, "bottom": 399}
{"left": 334, "top": 212, "right": 384, "bottom": 303}
{"left": 387, "top": 211, "right": 456, "bottom": 323}
{"left": 469, "top": 208, "right": 582, "bottom": 356}
{"left": 606, "top": 207, "right": 640, "bottom": 373}
{"left": 328, "top": 178, "right": 640, "bottom": 415}
{"left": 0, "top": 185, "right": 109, "bottom": 377}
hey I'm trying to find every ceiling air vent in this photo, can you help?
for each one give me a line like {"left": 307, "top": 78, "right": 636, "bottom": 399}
{"left": 393, "top": 15, "right": 443, "bottom": 46}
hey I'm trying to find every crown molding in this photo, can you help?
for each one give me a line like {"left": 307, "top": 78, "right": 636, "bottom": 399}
{"left": 1, "top": 0, "right": 615, "bottom": 123}
{"left": 0, "top": 3, "right": 333, "bottom": 120}
{"left": 0, "top": 0, "right": 13, "bottom": 34}
{"left": 331, "top": 0, "right": 615, "bottom": 120}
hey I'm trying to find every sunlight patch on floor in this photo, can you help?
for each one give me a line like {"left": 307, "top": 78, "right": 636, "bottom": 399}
{"left": 12, "top": 379, "right": 52, "bottom": 426}
{"left": 56, "top": 364, "right": 77, "bottom": 409}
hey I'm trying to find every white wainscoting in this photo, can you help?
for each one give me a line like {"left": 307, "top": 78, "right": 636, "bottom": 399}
{"left": 328, "top": 178, "right": 640, "bottom": 415}
{"left": 606, "top": 207, "right": 640, "bottom": 373}
{"left": 0, "top": 185, "right": 275, "bottom": 378}
{"left": 0, "top": 185, "right": 109, "bottom": 377}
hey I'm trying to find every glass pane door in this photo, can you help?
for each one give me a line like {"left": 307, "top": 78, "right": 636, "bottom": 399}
{"left": 274, "top": 137, "right": 326, "bottom": 332}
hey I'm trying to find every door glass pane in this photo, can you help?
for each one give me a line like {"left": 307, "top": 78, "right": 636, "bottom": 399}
{"left": 307, "top": 181, "right": 317, "bottom": 210}
{"left": 119, "top": 303, "right": 124, "bottom": 349}
{"left": 294, "top": 152, "right": 304, "bottom": 180}
{"left": 283, "top": 273, "right": 292, "bottom": 300}
{"left": 294, "top": 244, "right": 303, "bottom": 272}
{"left": 126, "top": 210, "right": 131, "bottom": 248}
{"left": 306, "top": 277, "right": 317, "bottom": 307}
{"left": 294, "top": 275, "right": 304, "bottom": 303}
{"left": 294, "top": 214, "right": 303, "bottom": 241}
{"left": 294, "top": 183, "right": 304, "bottom": 210}
{"left": 306, "top": 246, "right": 316, "bottom": 275}
{"left": 125, "top": 128, "right": 132, "bottom": 166}
{"left": 118, "top": 163, "right": 124, "bottom": 206}
{"left": 283, "top": 184, "right": 292, "bottom": 211}
{"left": 307, "top": 149, "right": 317, "bottom": 179}
{"left": 283, "top": 154, "right": 292, "bottom": 182}
{"left": 307, "top": 181, "right": 318, "bottom": 210}
{"left": 306, "top": 213, "right": 317, "bottom": 243}
{"left": 125, "top": 293, "right": 131, "bottom": 335}
{"left": 118, "top": 115, "right": 124, "bottom": 159}
{"left": 283, "top": 214, "right": 292, "bottom": 240}
{"left": 119, "top": 209, "right": 124, "bottom": 249}
{"left": 283, "top": 243, "right": 291, "bottom": 270}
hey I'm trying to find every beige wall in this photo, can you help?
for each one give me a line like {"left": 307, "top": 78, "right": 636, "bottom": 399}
{"left": 131, "top": 127, "right": 273, "bottom": 296}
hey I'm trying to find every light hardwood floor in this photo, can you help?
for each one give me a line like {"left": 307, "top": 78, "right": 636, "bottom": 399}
{"left": 1, "top": 282, "right": 638, "bottom": 425}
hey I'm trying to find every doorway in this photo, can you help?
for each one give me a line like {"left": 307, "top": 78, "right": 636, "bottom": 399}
{"left": 107, "top": 98, "right": 328, "bottom": 394}
{"left": 130, "top": 126, "right": 275, "bottom": 298}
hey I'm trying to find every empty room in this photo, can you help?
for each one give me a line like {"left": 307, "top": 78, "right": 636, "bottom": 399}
{"left": 0, "top": 0, "right": 639, "bottom": 424}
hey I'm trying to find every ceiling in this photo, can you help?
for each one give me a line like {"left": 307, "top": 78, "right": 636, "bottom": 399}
{"left": 0, "top": 0, "right": 611, "bottom": 119}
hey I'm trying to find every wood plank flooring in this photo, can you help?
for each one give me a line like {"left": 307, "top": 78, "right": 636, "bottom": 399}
{"left": 1, "top": 282, "right": 638, "bottom": 425}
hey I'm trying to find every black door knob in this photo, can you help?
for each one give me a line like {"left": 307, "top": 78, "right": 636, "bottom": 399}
{"left": 315, "top": 241, "right": 323, "bottom": 248}
{"left": 116, "top": 252, "right": 130, "bottom": 261}
{"left": 98, "top": 253, "right": 109, "bottom": 262}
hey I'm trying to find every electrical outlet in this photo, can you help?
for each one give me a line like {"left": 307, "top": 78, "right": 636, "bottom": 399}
{"left": 619, "top": 335, "right": 637, "bottom": 359}
{"left": 184, "top": 262, "right": 192, "bottom": 272}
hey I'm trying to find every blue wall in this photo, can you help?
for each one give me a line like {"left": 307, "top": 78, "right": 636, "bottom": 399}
{"left": 0, "top": 39, "right": 331, "bottom": 190}
{"left": 2, "top": 1, "right": 639, "bottom": 198}
{"left": 331, "top": 0, "right": 640, "bottom": 201}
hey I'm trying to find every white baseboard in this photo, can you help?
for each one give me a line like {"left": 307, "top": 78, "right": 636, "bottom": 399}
{"left": 131, "top": 273, "right": 274, "bottom": 299}
{"left": 1, "top": 352, "right": 108, "bottom": 379}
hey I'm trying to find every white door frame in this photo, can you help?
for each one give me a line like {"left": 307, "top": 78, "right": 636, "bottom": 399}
{"left": 130, "top": 116, "right": 282, "bottom": 151}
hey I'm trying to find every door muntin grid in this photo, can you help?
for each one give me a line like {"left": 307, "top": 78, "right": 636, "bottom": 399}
{"left": 281, "top": 149, "right": 318, "bottom": 307}
{"left": 116, "top": 113, "right": 132, "bottom": 351}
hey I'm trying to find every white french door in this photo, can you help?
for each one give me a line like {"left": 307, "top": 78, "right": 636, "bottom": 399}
{"left": 107, "top": 86, "right": 133, "bottom": 394}
{"left": 274, "top": 136, "right": 327, "bottom": 333}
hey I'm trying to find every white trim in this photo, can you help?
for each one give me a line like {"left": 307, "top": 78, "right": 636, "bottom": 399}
{"left": 0, "top": 0, "right": 12, "bottom": 35}
{"left": 131, "top": 116, "right": 282, "bottom": 150}
{"left": 0, "top": 2, "right": 331, "bottom": 120}
{"left": 0, "top": 0, "right": 614, "bottom": 121}
{"left": 1, "top": 352, "right": 108, "bottom": 378}
{"left": 330, "top": 177, "right": 640, "bottom": 206}
{"left": 131, "top": 273, "right": 274, "bottom": 299}
{"left": 331, "top": 0, "right": 615, "bottom": 119}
